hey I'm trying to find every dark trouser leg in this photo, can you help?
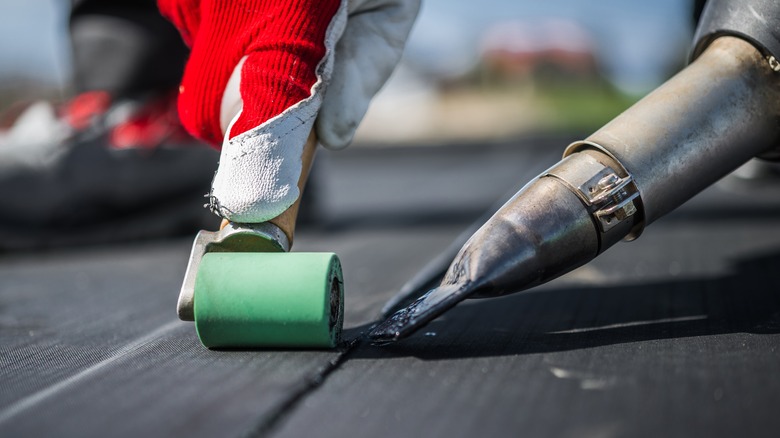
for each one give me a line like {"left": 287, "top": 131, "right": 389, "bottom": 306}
{"left": 70, "top": 0, "right": 188, "bottom": 98}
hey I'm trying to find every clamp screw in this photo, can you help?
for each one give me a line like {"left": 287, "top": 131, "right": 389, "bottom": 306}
{"left": 768, "top": 56, "right": 780, "bottom": 72}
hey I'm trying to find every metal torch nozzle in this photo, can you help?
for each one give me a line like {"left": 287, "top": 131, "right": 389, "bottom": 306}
{"left": 369, "top": 150, "right": 641, "bottom": 343}
{"left": 371, "top": 36, "right": 780, "bottom": 344}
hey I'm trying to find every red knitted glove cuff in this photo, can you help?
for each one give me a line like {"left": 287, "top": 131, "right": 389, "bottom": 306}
{"left": 158, "top": 0, "right": 340, "bottom": 147}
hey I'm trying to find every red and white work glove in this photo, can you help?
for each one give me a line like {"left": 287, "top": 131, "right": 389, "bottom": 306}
{"left": 158, "top": 0, "right": 420, "bottom": 223}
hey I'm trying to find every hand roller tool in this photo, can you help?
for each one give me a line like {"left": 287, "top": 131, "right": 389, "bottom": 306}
{"left": 178, "top": 131, "right": 344, "bottom": 348}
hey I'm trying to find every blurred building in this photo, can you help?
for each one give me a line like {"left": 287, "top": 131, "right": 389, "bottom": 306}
{"left": 478, "top": 19, "right": 599, "bottom": 84}
{"left": 354, "top": 17, "right": 638, "bottom": 145}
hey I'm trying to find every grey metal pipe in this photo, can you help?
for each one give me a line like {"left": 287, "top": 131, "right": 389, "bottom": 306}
{"left": 567, "top": 37, "right": 780, "bottom": 228}
{"left": 370, "top": 36, "right": 780, "bottom": 344}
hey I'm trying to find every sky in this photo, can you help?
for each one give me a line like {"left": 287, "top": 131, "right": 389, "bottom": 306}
{"left": 406, "top": 0, "right": 694, "bottom": 92}
{"left": 0, "top": 0, "right": 70, "bottom": 86}
{"left": 0, "top": 0, "right": 694, "bottom": 93}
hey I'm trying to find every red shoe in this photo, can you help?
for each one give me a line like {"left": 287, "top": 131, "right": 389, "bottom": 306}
{"left": 0, "top": 90, "right": 220, "bottom": 250}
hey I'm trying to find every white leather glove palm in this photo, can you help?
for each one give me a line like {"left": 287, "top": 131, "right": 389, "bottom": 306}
{"left": 210, "top": 0, "right": 420, "bottom": 224}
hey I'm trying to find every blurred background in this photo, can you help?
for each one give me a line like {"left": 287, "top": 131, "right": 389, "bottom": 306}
{"left": 0, "top": 0, "right": 700, "bottom": 249}
{"left": 0, "top": 0, "right": 695, "bottom": 144}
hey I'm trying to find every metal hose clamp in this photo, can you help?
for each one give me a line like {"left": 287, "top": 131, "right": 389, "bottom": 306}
{"left": 544, "top": 151, "right": 642, "bottom": 251}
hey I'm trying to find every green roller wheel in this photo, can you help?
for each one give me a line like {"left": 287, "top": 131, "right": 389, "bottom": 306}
{"left": 193, "top": 252, "right": 344, "bottom": 349}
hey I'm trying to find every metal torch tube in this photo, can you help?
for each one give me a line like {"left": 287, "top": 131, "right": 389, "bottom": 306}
{"left": 565, "top": 37, "right": 780, "bottom": 231}
{"left": 370, "top": 35, "right": 780, "bottom": 343}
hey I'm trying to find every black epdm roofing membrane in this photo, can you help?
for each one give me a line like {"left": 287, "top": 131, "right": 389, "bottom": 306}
{"left": 2, "top": 139, "right": 780, "bottom": 437}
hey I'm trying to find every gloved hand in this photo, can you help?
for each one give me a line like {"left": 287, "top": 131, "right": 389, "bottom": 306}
{"left": 158, "top": 0, "right": 420, "bottom": 224}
